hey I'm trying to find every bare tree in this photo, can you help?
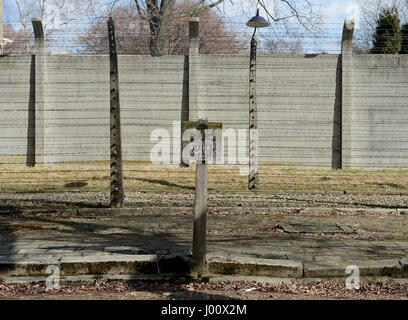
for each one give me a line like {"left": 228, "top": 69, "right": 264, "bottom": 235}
{"left": 9, "top": 0, "right": 321, "bottom": 55}
{"left": 13, "top": 0, "right": 93, "bottom": 32}
{"left": 1, "top": 24, "right": 31, "bottom": 54}
{"left": 77, "top": 1, "right": 245, "bottom": 54}
{"left": 262, "top": 38, "right": 303, "bottom": 54}
{"left": 11, "top": 0, "right": 98, "bottom": 52}
{"left": 95, "top": 0, "right": 322, "bottom": 55}
{"left": 77, "top": 5, "right": 149, "bottom": 54}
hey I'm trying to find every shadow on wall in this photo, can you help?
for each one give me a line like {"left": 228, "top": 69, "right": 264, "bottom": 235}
{"left": 26, "top": 55, "right": 36, "bottom": 167}
{"left": 332, "top": 56, "right": 342, "bottom": 169}
{"left": 180, "top": 55, "right": 190, "bottom": 168}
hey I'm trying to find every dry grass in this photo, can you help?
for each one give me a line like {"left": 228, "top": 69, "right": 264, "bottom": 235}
{"left": 1, "top": 163, "right": 408, "bottom": 194}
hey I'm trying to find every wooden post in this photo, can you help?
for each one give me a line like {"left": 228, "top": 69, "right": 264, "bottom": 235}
{"left": 248, "top": 34, "right": 258, "bottom": 190}
{"left": 108, "top": 17, "right": 124, "bottom": 208}
{"left": 192, "top": 121, "right": 208, "bottom": 275}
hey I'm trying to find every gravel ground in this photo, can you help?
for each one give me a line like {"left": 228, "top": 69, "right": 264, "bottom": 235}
{"left": 1, "top": 280, "right": 408, "bottom": 300}
{"left": 3, "top": 165, "right": 408, "bottom": 211}
{"left": 2, "top": 190, "right": 408, "bottom": 211}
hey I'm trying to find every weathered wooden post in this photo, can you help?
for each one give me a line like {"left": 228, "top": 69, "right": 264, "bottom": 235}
{"left": 184, "top": 121, "right": 222, "bottom": 276}
{"left": 192, "top": 120, "right": 208, "bottom": 275}
{"left": 108, "top": 17, "right": 124, "bottom": 208}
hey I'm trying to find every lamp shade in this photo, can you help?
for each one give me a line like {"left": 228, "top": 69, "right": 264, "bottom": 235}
{"left": 246, "top": 9, "right": 270, "bottom": 28}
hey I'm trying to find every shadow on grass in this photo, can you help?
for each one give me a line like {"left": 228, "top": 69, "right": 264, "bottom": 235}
{"left": 125, "top": 177, "right": 195, "bottom": 191}
{"left": 0, "top": 198, "right": 106, "bottom": 210}
{"left": 272, "top": 194, "right": 408, "bottom": 209}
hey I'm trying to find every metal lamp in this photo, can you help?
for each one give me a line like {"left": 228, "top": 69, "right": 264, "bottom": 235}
{"left": 246, "top": 9, "right": 271, "bottom": 28}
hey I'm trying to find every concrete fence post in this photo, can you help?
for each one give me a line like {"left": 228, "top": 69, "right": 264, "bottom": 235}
{"left": 341, "top": 19, "right": 355, "bottom": 169}
{"left": 248, "top": 34, "right": 258, "bottom": 190}
{"left": 108, "top": 17, "right": 125, "bottom": 208}
{"left": 181, "top": 18, "right": 199, "bottom": 167}
{"left": 31, "top": 18, "right": 46, "bottom": 166}
{"left": 189, "top": 18, "right": 202, "bottom": 121}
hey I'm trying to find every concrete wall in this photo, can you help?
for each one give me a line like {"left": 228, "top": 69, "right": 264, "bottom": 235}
{"left": 45, "top": 56, "right": 109, "bottom": 164}
{"left": 258, "top": 55, "right": 341, "bottom": 168}
{"left": 0, "top": 53, "right": 408, "bottom": 169}
{"left": 0, "top": 56, "right": 32, "bottom": 164}
{"left": 191, "top": 54, "right": 341, "bottom": 168}
{"left": 119, "top": 55, "right": 186, "bottom": 164}
{"left": 344, "top": 55, "right": 408, "bottom": 168}
{"left": 45, "top": 55, "right": 186, "bottom": 164}
{"left": 0, "top": 55, "right": 186, "bottom": 164}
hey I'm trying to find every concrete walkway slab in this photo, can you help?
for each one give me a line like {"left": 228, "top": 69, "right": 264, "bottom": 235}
{"left": 0, "top": 211, "right": 407, "bottom": 282}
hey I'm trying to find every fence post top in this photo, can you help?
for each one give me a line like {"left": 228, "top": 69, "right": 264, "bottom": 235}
{"left": 190, "top": 17, "right": 199, "bottom": 23}
{"left": 344, "top": 19, "right": 355, "bottom": 31}
{"left": 31, "top": 18, "right": 44, "bottom": 39}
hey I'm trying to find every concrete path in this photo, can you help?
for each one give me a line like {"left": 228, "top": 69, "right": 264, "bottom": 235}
{"left": 0, "top": 210, "right": 407, "bottom": 283}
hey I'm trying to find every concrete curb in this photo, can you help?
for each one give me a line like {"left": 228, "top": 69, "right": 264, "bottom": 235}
{"left": 207, "top": 275, "right": 408, "bottom": 284}
{"left": 206, "top": 254, "right": 303, "bottom": 278}
{"left": 0, "top": 255, "right": 158, "bottom": 277}
{"left": 1, "top": 254, "right": 407, "bottom": 284}
{"left": 0, "top": 257, "right": 59, "bottom": 277}
{"left": 402, "top": 258, "right": 408, "bottom": 277}
{"left": 304, "top": 259, "right": 403, "bottom": 278}
{"left": 59, "top": 255, "right": 158, "bottom": 276}
{"left": 0, "top": 274, "right": 189, "bottom": 285}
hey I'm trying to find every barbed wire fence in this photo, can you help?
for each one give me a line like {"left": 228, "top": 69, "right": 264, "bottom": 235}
{"left": 2, "top": 15, "right": 391, "bottom": 55}
{"left": 1, "top": 15, "right": 408, "bottom": 211}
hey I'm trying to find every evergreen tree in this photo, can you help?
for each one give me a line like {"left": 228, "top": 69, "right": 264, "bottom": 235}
{"left": 371, "top": 6, "right": 402, "bottom": 54}
{"left": 400, "top": 23, "right": 408, "bottom": 54}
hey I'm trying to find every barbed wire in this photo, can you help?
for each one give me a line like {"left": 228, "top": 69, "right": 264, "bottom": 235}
{"left": 3, "top": 15, "right": 404, "bottom": 55}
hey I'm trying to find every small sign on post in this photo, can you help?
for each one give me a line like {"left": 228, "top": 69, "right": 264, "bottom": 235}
{"left": 183, "top": 120, "right": 222, "bottom": 276}
{"left": 108, "top": 17, "right": 124, "bottom": 208}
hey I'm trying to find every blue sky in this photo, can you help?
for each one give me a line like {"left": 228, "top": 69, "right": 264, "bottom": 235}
{"left": 3, "top": 0, "right": 20, "bottom": 24}
{"left": 321, "top": 0, "right": 362, "bottom": 28}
